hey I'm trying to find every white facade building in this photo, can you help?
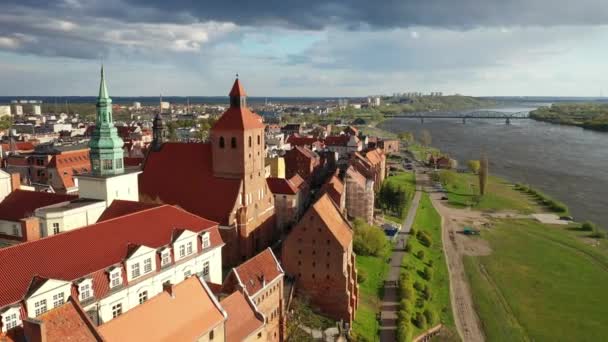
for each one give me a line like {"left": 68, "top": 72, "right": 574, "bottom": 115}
{"left": 35, "top": 199, "right": 106, "bottom": 236}
{"left": 77, "top": 171, "right": 141, "bottom": 208}
{"left": 0, "top": 106, "right": 10, "bottom": 117}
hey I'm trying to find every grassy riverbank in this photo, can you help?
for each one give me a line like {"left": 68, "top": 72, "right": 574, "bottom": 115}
{"left": 464, "top": 219, "right": 608, "bottom": 341}
{"left": 398, "top": 193, "right": 455, "bottom": 340}
{"left": 353, "top": 255, "right": 390, "bottom": 341}
{"left": 530, "top": 103, "right": 608, "bottom": 132}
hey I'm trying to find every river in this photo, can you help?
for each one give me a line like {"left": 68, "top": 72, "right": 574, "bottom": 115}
{"left": 378, "top": 106, "right": 608, "bottom": 228}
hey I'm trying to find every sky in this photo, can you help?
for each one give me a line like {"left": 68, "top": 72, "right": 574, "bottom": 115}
{"left": 0, "top": 0, "right": 607, "bottom": 97}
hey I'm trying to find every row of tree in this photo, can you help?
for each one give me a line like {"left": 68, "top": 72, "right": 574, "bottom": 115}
{"left": 377, "top": 181, "right": 410, "bottom": 219}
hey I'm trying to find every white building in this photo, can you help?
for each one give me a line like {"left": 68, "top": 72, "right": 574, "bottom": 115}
{"left": 0, "top": 204, "right": 224, "bottom": 332}
{"left": 35, "top": 198, "right": 106, "bottom": 236}
{"left": 0, "top": 106, "right": 10, "bottom": 117}
{"left": 132, "top": 102, "right": 141, "bottom": 109}
{"left": 10, "top": 104, "right": 23, "bottom": 116}
{"left": 32, "top": 104, "right": 42, "bottom": 115}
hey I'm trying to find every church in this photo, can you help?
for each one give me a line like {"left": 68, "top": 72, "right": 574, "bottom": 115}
{"left": 139, "top": 78, "right": 276, "bottom": 267}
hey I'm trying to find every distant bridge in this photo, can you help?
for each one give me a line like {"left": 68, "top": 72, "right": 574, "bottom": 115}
{"left": 386, "top": 110, "right": 530, "bottom": 124}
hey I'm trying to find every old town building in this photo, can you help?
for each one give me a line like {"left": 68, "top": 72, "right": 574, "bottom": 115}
{"left": 351, "top": 148, "right": 386, "bottom": 192}
{"left": 281, "top": 194, "right": 358, "bottom": 325}
{"left": 140, "top": 78, "right": 276, "bottom": 267}
{"left": 284, "top": 146, "right": 320, "bottom": 183}
{"left": 344, "top": 167, "right": 375, "bottom": 224}
{"left": 267, "top": 174, "right": 309, "bottom": 233}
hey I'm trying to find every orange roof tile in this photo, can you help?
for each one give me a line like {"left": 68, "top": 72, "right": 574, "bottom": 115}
{"left": 320, "top": 175, "right": 344, "bottom": 205}
{"left": 229, "top": 78, "right": 247, "bottom": 97}
{"left": 310, "top": 194, "right": 353, "bottom": 248}
{"left": 0, "top": 190, "right": 77, "bottom": 221}
{"left": 221, "top": 291, "right": 264, "bottom": 341}
{"left": 266, "top": 174, "right": 307, "bottom": 195}
{"left": 232, "top": 248, "right": 283, "bottom": 296}
{"left": 97, "top": 200, "right": 161, "bottom": 222}
{"left": 34, "top": 297, "right": 103, "bottom": 342}
{"left": 98, "top": 277, "right": 225, "bottom": 342}
{"left": 211, "top": 106, "right": 265, "bottom": 131}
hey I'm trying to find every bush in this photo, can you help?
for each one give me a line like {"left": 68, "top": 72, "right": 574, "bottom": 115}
{"left": 396, "top": 321, "right": 412, "bottom": 342}
{"left": 417, "top": 231, "right": 433, "bottom": 247}
{"left": 427, "top": 259, "right": 434, "bottom": 267}
{"left": 423, "top": 309, "right": 437, "bottom": 325}
{"left": 422, "top": 285, "right": 432, "bottom": 300}
{"left": 581, "top": 221, "right": 595, "bottom": 231}
{"left": 413, "top": 281, "right": 424, "bottom": 291}
{"left": 416, "top": 250, "right": 425, "bottom": 260}
{"left": 415, "top": 297, "right": 425, "bottom": 308}
{"left": 591, "top": 227, "right": 607, "bottom": 239}
{"left": 404, "top": 242, "right": 412, "bottom": 252}
{"left": 357, "top": 268, "right": 367, "bottom": 284}
{"left": 409, "top": 228, "right": 417, "bottom": 236}
{"left": 422, "top": 267, "right": 433, "bottom": 281}
{"left": 401, "top": 285, "right": 414, "bottom": 300}
{"left": 412, "top": 312, "right": 427, "bottom": 329}
{"left": 352, "top": 219, "right": 388, "bottom": 257}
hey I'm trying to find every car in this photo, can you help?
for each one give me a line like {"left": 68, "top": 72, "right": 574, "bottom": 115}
{"left": 441, "top": 196, "right": 448, "bottom": 200}
{"left": 559, "top": 216, "right": 574, "bottom": 221}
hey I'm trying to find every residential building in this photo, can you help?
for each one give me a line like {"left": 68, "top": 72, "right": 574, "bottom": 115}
{"left": 281, "top": 194, "right": 358, "bottom": 325}
{"left": 281, "top": 124, "right": 303, "bottom": 136}
{"left": 0, "top": 106, "right": 10, "bottom": 117}
{"left": 34, "top": 198, "right": 106, "bottom": 237}
{"left": 324, "top": 135, "right": 362, "bottom": 156}
{"left": 265, "top": 157, "right": 286, "bottom": 178}
{"left": 140, "top": 78, "right": 276, "bottom": 267}
{"left": 319, "top": 173, "right": 346, "bottom": 214}
{"left": 286, "top": 135, "right": 324, "bottom": 151}
{"left": 221, "top": 290, "right": 266, "bottom": 341}
{"left": 284, "top": 146, "right": 320, "bottom": 183}
{"left": 0, "top": 204, "right": 224, "bottom": 334}
{"left": 378, "top": 139, "right": 399, "bottom": 155}
{"left": 344, "top": 167, "right": 375, "bottom": 224}
{"left": 222, "top": 248, "right": 285, "bottom": 342}
{"left": 267, "top": 174, "right": 309, "bottom": 232}
{"left": 351, "top": 149, "right": 386, "bottom": 192}
{"left": 98, "top": 276, "right": 226, "bottom": 342}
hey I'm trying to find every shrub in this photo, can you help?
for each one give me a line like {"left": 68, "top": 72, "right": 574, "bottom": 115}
{"left": 422, "top": 285, "right": 432, "bottom": 300}
{"left": 415, "top": 297, "right": 425, "bottom": 308}
{"left": 413, "top": 281, "right": 424, "bottom": 291}
{"left": 404, "top": 242, "right": 412, "bottom": 252}
{"left": 409, "top": 228, "right": 417, "bottom": 237}
{"left": 352, "top": 219, "right": 388, "bottom": 256}
{"left": 581, "top": 221, "right": 595, "bottom": 231}
{"left": 357, "top": 268, "right": 367, "bottom": 284}
{"left": 427, "top": 259, "right": 434, "bottom": 267}
{"left": 416, "top": 250, "right": 425, "bottom": 260}
{"left": 412, "top": 312, "right": 427, "bottom": 329}
{"left": 401, "top": 285, "right": 414, "bottom": 300}
{"left": 591, "top": 227, "right": 607, "bottom": 239}
{"left": 417, "top": 231, "right": 433, "bottom": 247}
{"left": 396, "top": 321, "right": 412, "bottom": 342}
{"left": 423, "top": 309, "right": 436, "bottom": 325}
{"left": 422, "top": 267, "right": 433, "bottom": 281}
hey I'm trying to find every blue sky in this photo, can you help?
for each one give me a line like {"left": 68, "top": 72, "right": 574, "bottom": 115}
{"left": 0, "top": 0, "right": 607, "bottom": 97}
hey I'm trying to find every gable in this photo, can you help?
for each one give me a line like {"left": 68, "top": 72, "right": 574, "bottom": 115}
{"left": 126, "top": 244, "right": 156, "bottom": 260}
{"left": 26, "top": 278, "right": 71, "bottom": 300}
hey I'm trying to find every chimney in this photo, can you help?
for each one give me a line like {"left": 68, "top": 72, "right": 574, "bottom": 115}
{"left": 163, "top": 281, "right": 175, "bottom": 298}
{"left": 10, "top": 172, "right": 20, "bottom": 191}
{"left": 21, "top": 217, "right": 41, "bottom": 242}
{"left": 23, "top": 318, "right": 47, "bottom": 342}
{"left": 259, "top": 274, "right": 266, "bottom": 288}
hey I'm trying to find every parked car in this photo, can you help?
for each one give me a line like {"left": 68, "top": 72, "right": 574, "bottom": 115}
{"left": 441, "top": 196, "right": 448, "bottom": 200}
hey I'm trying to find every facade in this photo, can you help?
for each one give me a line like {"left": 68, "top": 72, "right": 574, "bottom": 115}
{"left": 140, "top": 78, "right": 276, "bottom": 267}
{"left": 281, "top": 194, "right": 358, "bottom": 325}
{"left": 378, "top": 139, "right": 399, "bottom": 155}
{"left": 320, "top": 173, "right": 346, "bottom": 214}
{"left": 0, "top": 204, "right": 224, "bottom": 334}
{"left": 34, "top": 198, "right": 106, "bottom": 237}
{"left": 324, "top": 135, "right": 362, "bottom": 156}
{"left": 220, "top": 291, "right": 266, "bottom": 341}
{"left": 0, "top": 106, "right": 10, "bottom": 117}
{"left": 345, "top": 167, "right": 375, "bottom": 224}
{"left": 222, "top": 248, "right": 285, "bottom": 342}
{"left": 284, "top": 146, "right": 320, "bottom": 182}
{"left": 267, "top": 174, "right": 309, "bottom": 232}
{"left": 351, "top": 149, "right": 386, "bottom": 192}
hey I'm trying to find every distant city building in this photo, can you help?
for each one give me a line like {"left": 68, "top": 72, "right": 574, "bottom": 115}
{"left": 132, "top": 101, "right": 141, "bottom": 109}
{"left": 0, "top": 106, "right": 10, "bottom": 117}
{"left": 10, "top": 104, "right": 23, "bottom": 116}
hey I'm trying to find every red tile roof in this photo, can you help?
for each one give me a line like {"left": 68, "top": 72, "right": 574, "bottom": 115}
{"left": 97, "top": 200, "right": 161, "bottom": 222}
{"left": 324, "top": 135, "right": 350, "bottom": 146}
{"left": 0, "top": 142, "right": 35, "bottom": 152}
{"left": 229, "top": 78, "right": 247, "bottom": 97}
{"left": 320, "top": 175, "right": 344, "bottom": 206}
{"left": 286, "top": 135, "right": 323, "bottom": 148}
{"left": 34, "top": 297, "right": 103, "bottom": 342}
{"left": 266, "top": 174, "right": 307, "bottom": 195}
{"left": 0, "top": 205, "right": 222, "bottom": 309}
{"left": 232, "top": 248, "right": 283, "bottom": 296}
{"left": 310, "top": 194, "right": 353, "bottom": 248}
{"left": 0, "top": 190, "right": 77, "bottom": 221}
{"left": 139, "top": 143, "right": 241, "bottom": 224}
{"left": 98, "top": 277, "right": 225, "bottom": 342}
{"left": 212, "top": 79, "right": 264, "bottom": 131}
{"left": 221, "top": 291, "right": 264, "bottom": 341}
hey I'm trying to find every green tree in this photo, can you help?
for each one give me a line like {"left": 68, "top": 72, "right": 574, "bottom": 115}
{"left": 352, "top": 218, "right": 388, "bottom": 257}
{"left": 479, "top": 153, "right": 489, "bottom": 196}
{"left": 467, "top": 160, "right": 480, "bottom": 174}
{"left": 398, "top": 132, "right": 414, "bottom": 145}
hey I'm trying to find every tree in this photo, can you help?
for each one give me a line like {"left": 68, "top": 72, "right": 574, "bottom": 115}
{"left": 420, "top": 129, "right": 432, "bottom": 146}
{"left": 398, "top": 132, "right": 414, "bottom": 145}
{"left": 581, "top": 221, "right": 595, "bottom": 231}
{"left": 479, "top": 153, "right": 489, "bottom": 196}
{"left": 467, "top": 160, "right": 480, "bottom": 174}
{"left": 352, "top": 219, "right": 388, "bottom": 257}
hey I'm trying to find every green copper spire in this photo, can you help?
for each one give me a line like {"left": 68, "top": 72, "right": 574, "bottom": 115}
{"left": 89, "top": 66, "right": 125, "bottom": 176}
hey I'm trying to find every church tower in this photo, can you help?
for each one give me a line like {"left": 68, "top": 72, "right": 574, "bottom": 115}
{"left": 77, "top": 66, "right": 141, "bottom": 206}
{"left": 151, "top": 112, "right": 166, "bottom": 151}
{"left": 210, "top": 77, "right": 275, "bottom": 260}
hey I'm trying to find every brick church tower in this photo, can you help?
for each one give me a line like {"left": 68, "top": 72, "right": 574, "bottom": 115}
{"left": 210, "top": 77, "right": 276, "bottom": 263}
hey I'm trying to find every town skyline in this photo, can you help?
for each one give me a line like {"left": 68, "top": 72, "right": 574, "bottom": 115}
{"left": 1, "top": 1, "right": 608, "bottom": 97}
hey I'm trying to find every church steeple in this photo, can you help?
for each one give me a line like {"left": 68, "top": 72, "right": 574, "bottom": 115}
{"left": 152, "top": 112, "right": 165, "bottom": 151}
{"left": 229, "top": 75, "right": 247, "bottom": 108}
{"left": 88, "top": 66, "right": 125, "bottom": 176}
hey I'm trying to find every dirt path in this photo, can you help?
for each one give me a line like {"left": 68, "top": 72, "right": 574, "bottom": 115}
{"left": 420, "top": 174, "right": 486, "bottom": 342}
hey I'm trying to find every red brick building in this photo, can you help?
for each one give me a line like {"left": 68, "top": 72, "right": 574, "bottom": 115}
{"left": 284, "top": 146, "right": 320, "bottom": 182}
{"left": 267, "top": 174, "right": 309, "bottom": 233}
{"left": 281, "top": 194, "right": 358, "bottom": 326}
{"left": 139, "top": 78, "right": 276, "bottom": 267}
{"left": 351, "top": 148, "right": 386, "bottom": 192}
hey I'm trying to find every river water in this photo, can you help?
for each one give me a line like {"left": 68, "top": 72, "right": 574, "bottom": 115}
{"left": 378, "top": 106, "right": 608, "bottom": 228}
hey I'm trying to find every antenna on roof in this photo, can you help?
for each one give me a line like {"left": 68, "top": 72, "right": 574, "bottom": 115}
{"left": 236, "top": 73, "right": 239, "bottom": 79}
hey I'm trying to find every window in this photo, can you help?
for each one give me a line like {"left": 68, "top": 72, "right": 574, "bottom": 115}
{"left": 257, "top": 135, "right": 261, "bottom": 145}
{"left": 52, "top": 292, "right": 64, "bottom": 308}
{"left": 184, "top": 270, "right": 192, "bottom": 279}
{"left": 179, "top": 245, "right": 186, "bottom": 258}
{"left": 34, "top": 299, "right": 47, "bottom": 316}
{"left": 186, "top": 242, "right": 193, "bottom": 255}
{"left": 52, "top": 223, "right": 60, "bottom": 235}
{"left": 103, "top": 159, "right": 113, "bottom": 170}
{"left": 209, "top": 330, "right": 215, "bottom": 340}
{"left": 115, "top": 158, "right": 123, "bottom": 169}
{"left": 4, "top": 312, "right": 18, "bottom": 330}
{"left": 231, "top": 137, "right": 237, "bottom": 148}
{"left": 79, "top": 283, "right": 92, "bottom": 301}
{"left": 11, "top": 226, "right": 19, "bottom": 236}
{"left": 203, "top": 261, "right": 210, "bottom": 277}
{"left": 111, "top": 303, "right": 122, "bottom": 318}
{"left": 131, "top": 263, "right": 141, "bottom": 279}
{"left": 143, "top": 258, "right": 152, "bottom": 273}
{"left": 161, "top": 250, "right": 171, "bottom": 266}
{"left": 139, "top": 291, "right": 148, "bottom": 304}
{"left": 202, "top": 233, "right": 210, "bottom": 249}
{"left": 110, "top": 270, "right": 122, "bottom": 288}
{"left": 248, "top": 136, "right": 252, "bottom": 147}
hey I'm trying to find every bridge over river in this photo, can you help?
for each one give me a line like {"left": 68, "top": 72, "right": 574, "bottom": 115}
{"left": 386, "top": 110, "right": 530, "bottom": 124}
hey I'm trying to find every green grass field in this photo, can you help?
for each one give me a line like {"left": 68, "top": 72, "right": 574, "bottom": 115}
{"left": 353, "top": 255, "right": 389, "bottom": 341}
{"left": 464, "top": 219, "right": 608, "bottom": 341}
{"left": 407, "top": 144, "right": 440, "bottom": 162}
{"left": 401, "top": 193, "right": 455, "bottom": 337}
{"left": 441, "top": 172, "right": 543, "bottom": 214}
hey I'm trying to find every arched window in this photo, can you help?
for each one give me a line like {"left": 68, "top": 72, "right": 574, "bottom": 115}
{"left": 248, "top": 136, "right": 252, "bottom": 147}
{"left": 257, "top": 135, "right": 261, "bottom": 145}
{"left": 219, "top": 137, "right": 225, "bottom": 148}
{"left": 231, "top": 137, "right": 237, "bottom": 148}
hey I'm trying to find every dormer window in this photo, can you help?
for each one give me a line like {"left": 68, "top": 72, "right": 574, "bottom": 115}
{"left": 160, "top": 249, "right": 171, "bottom": 266}
{"left": 186, "top": 241, "right": 193, "bottom": 255}
{"left": 34, "top": 299, "right": 47, "bottom": 316}
{"left": 131, "top": 263, "right": 141, "bottom": 279}
{"left": 179, "top": 245, "right": 186, "bottom": 258}
{"left": 201, "top": 233, "right": 210, "bottom": 249}
{"left": 78, "top": 280, "right": 93, "bottom": 302}
{"left": 143, "top": 258, "right": 152, "bottom": 273}
{"left": 109, "top": 268, "right": 122, "bottom": 288}
{"left": 2, "top": 308, "right": 21, "bottom": 332}
{"left": 52, "top": 292, "right": 65, "bottom": 308}
{"left": 219, "top": 136, "right": 225, "bottom": 148}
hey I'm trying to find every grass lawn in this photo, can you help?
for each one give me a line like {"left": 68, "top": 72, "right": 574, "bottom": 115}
{"left": 464, "top": 219, "right": 608, "bottom": 341}
{"left": 440, "top": 172, "right": 543, "bottom": 214}
{"left": 382, "top": 171, "right": 417, "bottom": 222}
{"left": 356, "top": 124, "right": 398, "bottom": 139}
{"left": 401, "top": 193, "right": 454, "bottom": 337}
{"left": 407, "top": 143, "right": 440, "bottom": 162}
{"left": 353, "top": 255, "right": 389, "bottom": 341}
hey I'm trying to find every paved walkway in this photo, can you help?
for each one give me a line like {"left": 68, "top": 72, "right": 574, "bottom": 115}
{"left": 379, "top": 176, "right": 422, "bottom": 342}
